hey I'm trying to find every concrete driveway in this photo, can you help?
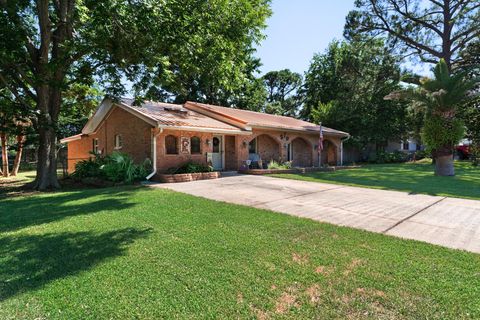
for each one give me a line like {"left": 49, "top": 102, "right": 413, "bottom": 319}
{"left": 152, "top": 174, "right": 480, "bottom": 254}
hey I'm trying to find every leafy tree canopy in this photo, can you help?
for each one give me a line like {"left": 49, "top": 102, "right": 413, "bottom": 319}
{"left": 303, "top": 39, "right": 409, "bottom": 150}
{"left": 262, "top": 69, "right": 303, "bottom": 117}
{"left": 0, "top": 0, "right": 271, "bottom": 189}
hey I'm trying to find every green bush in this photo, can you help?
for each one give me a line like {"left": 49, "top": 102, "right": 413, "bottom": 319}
{"left": 72, "top": 152, "right": 150, "bottom": 184}
{"left": 369, "top": 151, "right": 409, "bottom": 164}
{"left": 72, "top": 158, "right": 104, "bottom": 179}
{"left": 422, "top": 116, "right": 464, "bottom": 152}
{"left": 267, "top": 160, "right": 293, "bottom": 170}
{"left": 167, "top": 162, "right": 213, "bottom": 174}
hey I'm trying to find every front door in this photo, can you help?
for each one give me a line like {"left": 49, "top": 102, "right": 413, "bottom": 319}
{"left": 212, "top": 136, "right": 223, "bottom": 170}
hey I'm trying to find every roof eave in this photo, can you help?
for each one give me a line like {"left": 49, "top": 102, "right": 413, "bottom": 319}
{"left": 158, "top": 124, "right": 252, "bottom": 135}
{"left": 249, "top": 125, "right": 349, "bottom": 137}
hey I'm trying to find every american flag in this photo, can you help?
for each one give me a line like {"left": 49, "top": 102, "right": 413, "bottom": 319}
{"left": 318, "top": 123, "right": 324, "bottom": 154}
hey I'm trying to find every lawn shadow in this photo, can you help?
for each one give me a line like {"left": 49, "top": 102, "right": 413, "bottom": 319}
{"left": 0, "top": 227, "right": 151, "bottom": 301}
{"left": 0, "top": 187, "right": 144, "bottom": 233}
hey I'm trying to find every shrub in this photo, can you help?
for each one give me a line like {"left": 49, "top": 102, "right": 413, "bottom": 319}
{"left": 168, "top": 162, "right": 213, "bottom": 174}
{"left": 72, "top": 158, "right": 103, "bottom": 179}
{"left": 369, "top": 151, "right": 409, "bottom": 164}
{"left": 72, "top": 152, "right": 150, "bottom": 184}
{"left": 267, "top": 160, "right": 293, "bottom": 170}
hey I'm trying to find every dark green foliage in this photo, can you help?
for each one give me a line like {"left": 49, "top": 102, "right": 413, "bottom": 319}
{"left": 72, "top": 152, "right": 150, "bottom": 184}
{"left": 262, "top": 69, "right": 303, "bottom": 117}
{"left": 422, "top": 116, "right": 465, "bottom": 152}
{"left": 369, "top": 151, "right": 409, "bottom": 164}
{"left": 303, "top": 39, "right": 408, "bottom": 149}
{"left": 387, "top": 59, "right": 479, "bottom": 156}
{"left": 167, "top": 162, "right": 213, "bottom": 174}
{"left": 0, "top": 0, "right": 271, "bottom": 189}
{"left": 72, "top": 158, "right": 103, "bottom": 180}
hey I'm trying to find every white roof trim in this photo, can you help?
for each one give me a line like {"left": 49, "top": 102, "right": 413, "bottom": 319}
{"left": 60, "top": 134, "right": 83, "bottom": 144}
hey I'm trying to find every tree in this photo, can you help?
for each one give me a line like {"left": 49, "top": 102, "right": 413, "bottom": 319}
{"left": 139, "top": 1, "right": 271, "bottom": 106}
{"left": 0, "top": 91, "right": 32, "bottom": 177}
{"left": 262, "top": 69, "right": 303, "bottom": 117}
{"left": 386, "top": 59, "right": 479, "bottom": 175}
{"left": 346, "top": 0, "right": 480, "bottom": 70}
{"left": 303, "top": 39, "right": 408, "bottom": 151}
{"left": 0, "top": 0, "right": 271, "bottom": 190}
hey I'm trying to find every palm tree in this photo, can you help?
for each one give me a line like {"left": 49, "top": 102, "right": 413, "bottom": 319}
{"left": 386, "top": 59, "right": 479, "bottom": 176}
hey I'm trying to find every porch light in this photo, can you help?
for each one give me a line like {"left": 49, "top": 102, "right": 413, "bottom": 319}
{"left": 205, "top": 139, "right": 211, "bottom": 146}
{"left": 242, "top": 140, "right": 248, "bottom": 148}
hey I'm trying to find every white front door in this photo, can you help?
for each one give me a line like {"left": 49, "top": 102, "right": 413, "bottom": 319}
{"left": 212, "top": 136, "right": 223, "bottom": 170}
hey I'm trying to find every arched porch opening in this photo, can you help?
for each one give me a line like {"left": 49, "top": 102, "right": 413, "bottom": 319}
{"left": 248, "top": 134, "right": 281, "bottom": 166}
{"left": 290, "top": 137, "right": 313, "bottom": 167}
{"left": 321, "top": 139, "right": 338, "bottom": 165}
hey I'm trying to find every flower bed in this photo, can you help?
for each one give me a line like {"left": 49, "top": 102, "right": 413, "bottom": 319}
{"left": 157, "top": 171, "right": 220, "bottom": 183}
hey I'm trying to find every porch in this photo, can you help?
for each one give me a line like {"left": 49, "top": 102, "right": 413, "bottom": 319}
{"left": 219, "top": 131, "right": 342, "bottom": 171}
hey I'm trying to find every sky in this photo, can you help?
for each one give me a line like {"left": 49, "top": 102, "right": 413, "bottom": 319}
{"left": 255, "top": 0, "right": 357, "bottom": 75}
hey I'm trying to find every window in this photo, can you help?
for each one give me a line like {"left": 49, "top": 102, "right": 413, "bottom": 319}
{"left": 212, "top": 137, "right": 220, "bottom": 153}
{"left": 114, "top": 134, "right": 123, "bottom": 150}
{"left": 248, "top": 138, "right": 257, "bottom": 154}
{"left": 165, "top": 135, "right": 178, "bottom": 154}
{"left": 92, "top": 138, "right": 99, "bottom": 154}
{"left": 402, "top": 141, "right": 409, "bottom": 151}
{"left": 191, "top": 136, "right": 201, "bottom": 154}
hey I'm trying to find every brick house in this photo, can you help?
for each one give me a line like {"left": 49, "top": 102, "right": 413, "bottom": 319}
{"left": 61, "top": 98, "right": 349, "bottom": 178}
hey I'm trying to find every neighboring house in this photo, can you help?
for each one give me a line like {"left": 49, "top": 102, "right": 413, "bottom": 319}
{"left": 386, "top": 138, "right": 424, "bottom": 153}
{"left": 61, "top": 98, "right": 349, "bottom": 178}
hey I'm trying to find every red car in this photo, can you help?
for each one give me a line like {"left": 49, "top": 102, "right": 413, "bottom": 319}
{"left": 456, "top": 145, "right": 470, "bottom": 159}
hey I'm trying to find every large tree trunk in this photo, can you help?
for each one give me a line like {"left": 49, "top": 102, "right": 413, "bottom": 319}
{"left": 33, "top": 124, "right": 60, "bottom": 190}
{"left": 1, "top": 132, "right": 9, "bottom": 177}
{"left": 12, "top": 134, "right": 26, "bottom": 176}
{"left": 435, "top": 153, "right": 454, "bottom": 176}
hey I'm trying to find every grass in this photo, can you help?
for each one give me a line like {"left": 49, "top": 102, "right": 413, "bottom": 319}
{"left": 1, "top": 181, "right": 479, "bottom": 319}
{"left": 269, "top": 160, "right": 480, "bottom": 200}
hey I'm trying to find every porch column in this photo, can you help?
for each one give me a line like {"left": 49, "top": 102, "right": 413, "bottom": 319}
{"left": 340, "top": 140, "right": 343, "bottom": 166}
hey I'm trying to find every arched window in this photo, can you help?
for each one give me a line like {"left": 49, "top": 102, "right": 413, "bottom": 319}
{"left": 165, "top": 135, "right": 178, "bottom": 154}
{"left": 191, "top": 136, "right": 201, "bottom": 154}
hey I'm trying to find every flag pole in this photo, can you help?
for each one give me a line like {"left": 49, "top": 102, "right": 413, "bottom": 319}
{"left": 318, "top": 122, "right": 323, "bottom": 167}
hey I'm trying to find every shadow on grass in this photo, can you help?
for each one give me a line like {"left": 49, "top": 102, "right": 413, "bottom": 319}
{"left": 0, "top": 227, "right": 151, "bottom": 301}
{"left": 0, "top": 188, "right": 142, "bottom": 233}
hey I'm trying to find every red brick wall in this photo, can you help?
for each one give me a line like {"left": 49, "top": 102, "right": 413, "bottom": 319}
{"left": 67, "top": 108, "right": 345, "bottom": 174}
{"left": 155, "top": 130, "right": 214, "bottom": 173}
{"left": 256, "top": 134, "right": 281, "bottom": 163}
{"left": 224, "top": 135, "right": 237, "bottom": 170}
{"left": 66, "top": 106, "right": 153, "bottom": 173}
{"left": 67, "top": 136, "right": 93, "bottom": 173}
{"left": 292, "top": 137, "right": 312, "bottom": 167}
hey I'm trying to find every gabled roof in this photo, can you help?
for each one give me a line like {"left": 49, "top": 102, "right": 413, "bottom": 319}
{"left": 185, "top": 101, "right": 349, "bottom": 136}
{"left": 61, "top": 97, "right": 349, "bottom": 144}
{"left": 79, "top": 98, "right": 249, "bottom": 136}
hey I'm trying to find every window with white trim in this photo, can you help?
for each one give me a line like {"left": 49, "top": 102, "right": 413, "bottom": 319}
{"left": 92, "top": 138, "right": 99, "bottom": 154}
{"left": 114, "top": 134, "right": 123, "bottom": 150}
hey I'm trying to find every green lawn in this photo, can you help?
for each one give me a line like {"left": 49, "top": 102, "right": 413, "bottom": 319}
{"left": 1, "top": 184, "right": 479, "bottom": 319}
{"left": 270, "top": 161, "right": 480, "bottom": 200}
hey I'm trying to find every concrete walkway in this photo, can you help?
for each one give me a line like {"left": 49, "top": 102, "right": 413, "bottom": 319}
{"left": 152, "top": 174, "right": 480, "bottom": 254}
